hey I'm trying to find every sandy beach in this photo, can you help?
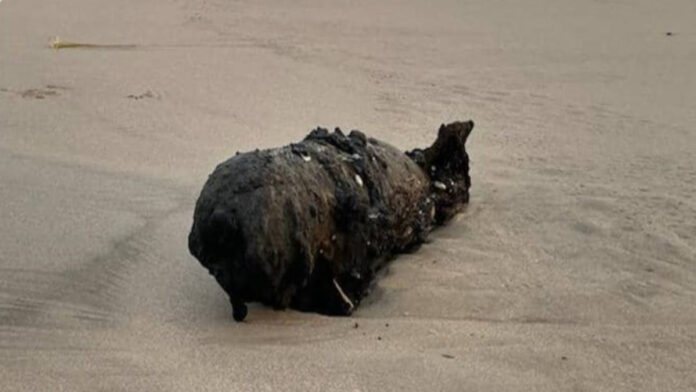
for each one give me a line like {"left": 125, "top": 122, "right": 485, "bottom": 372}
{"left": 1, "top": 0, "right": 695, "bottom": 390}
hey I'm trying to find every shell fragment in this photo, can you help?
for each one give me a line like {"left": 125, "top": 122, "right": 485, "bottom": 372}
{"left": 433, "top": 181, "right": 447, "bottom": 191}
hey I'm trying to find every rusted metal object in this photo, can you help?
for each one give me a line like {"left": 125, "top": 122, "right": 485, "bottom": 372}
{"left": 188, "top": 121, "right": 474, "bottom": 321}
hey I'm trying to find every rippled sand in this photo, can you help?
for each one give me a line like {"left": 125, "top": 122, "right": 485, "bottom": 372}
{"left": 1, "top": 0, "right": 695, "bottom": 390}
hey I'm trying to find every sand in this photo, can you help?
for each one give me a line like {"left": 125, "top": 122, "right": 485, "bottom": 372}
{"left": 1, "top": 0, "right": 695, "bottom": 390}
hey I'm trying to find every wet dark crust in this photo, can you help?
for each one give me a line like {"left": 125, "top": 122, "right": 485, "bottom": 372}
{"left": 188, "top": 121, "right": 473, "bottom": 321}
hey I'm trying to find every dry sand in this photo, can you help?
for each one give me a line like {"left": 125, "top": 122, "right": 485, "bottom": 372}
{"left": 1, "top": 0, "right": 695, "bottom": 390}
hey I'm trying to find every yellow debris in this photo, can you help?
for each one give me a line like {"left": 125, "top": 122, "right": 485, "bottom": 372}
{"left": 50, "top": 36, "right": 135, "bottom": 50}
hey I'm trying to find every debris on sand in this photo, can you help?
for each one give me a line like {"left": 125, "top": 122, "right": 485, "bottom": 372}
{"left": 50, "top": 36, "right": 136, "bottom": 50}
{"left": 188, "top": 121, "right": 474, "bottom": 321}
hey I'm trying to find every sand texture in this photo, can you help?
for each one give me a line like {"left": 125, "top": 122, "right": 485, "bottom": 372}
{"left": 1, "top": 0, "right": 695, "bottom": 390}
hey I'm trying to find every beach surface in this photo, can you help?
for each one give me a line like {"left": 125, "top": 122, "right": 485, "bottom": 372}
{"left": 1, "top": 0, "right": 695, "bottom": 390}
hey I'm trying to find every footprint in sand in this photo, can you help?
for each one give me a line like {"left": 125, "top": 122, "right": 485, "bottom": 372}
{"left": 3, "top": 84, "right": 68, "bottom": 100}
{"left": 21, "top": 89, "right": 58, "bottom": 99}
{"left": 127, "top": 90, "right": 160, "bottom": 100}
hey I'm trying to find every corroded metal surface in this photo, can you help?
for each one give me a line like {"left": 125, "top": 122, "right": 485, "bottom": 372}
{"left": 188, "top": 121, "right": 473, "bottom": 321}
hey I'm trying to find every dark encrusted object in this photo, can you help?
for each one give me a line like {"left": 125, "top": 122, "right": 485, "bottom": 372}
{"left": 188, "top": 121, "right": 474, "bottom": 321}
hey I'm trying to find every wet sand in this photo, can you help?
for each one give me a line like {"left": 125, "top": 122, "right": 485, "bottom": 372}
{"left": 1, "top": 0, "right": 695, "bottom": 390}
